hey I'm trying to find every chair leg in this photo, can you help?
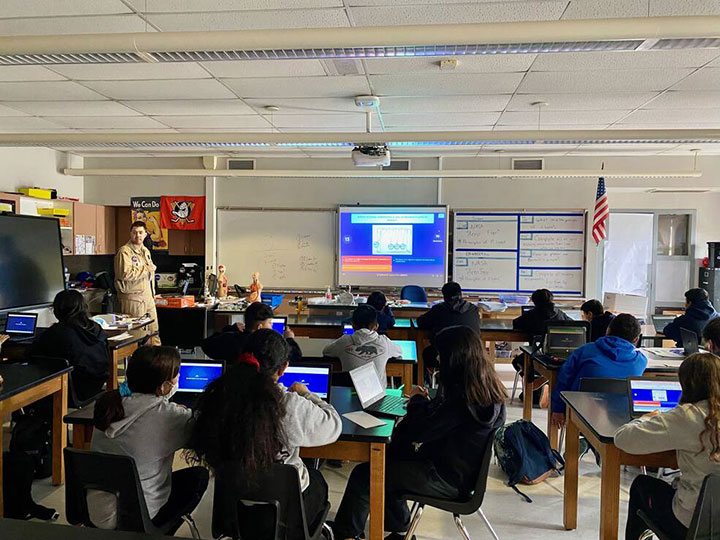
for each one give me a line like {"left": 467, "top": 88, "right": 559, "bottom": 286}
{"left": 404, "top": 503, "right": 424, "bottom": 540}
{"left": 476, "top": 509, "right": 501, "bottom": 540}
{"left": 558, "top": 425, "right": 566, "bottom": 454}
{"left": 510, "top": 371, "right": 520, "bottom": 403}
{"left": 453, "top": 515, "right": 472, "bottom": 540}
{"left": 638, "top": 530, "right": 655, "bottom": 540}
{"left": 182, "top": 514, "right": 201, "bottom": 539}
{"left": 322, "top": 522, "right": 335, "bottom": 540}
{"left": 640, "top": 466, "right": 647, "bottom": 476}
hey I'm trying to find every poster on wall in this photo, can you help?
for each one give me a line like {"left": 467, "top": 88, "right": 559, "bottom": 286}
{"left": 160, "top": 196, "right": 205, "bottom": 231}
{"left": 130, "top": 197, "right": 168, "bottom": 251}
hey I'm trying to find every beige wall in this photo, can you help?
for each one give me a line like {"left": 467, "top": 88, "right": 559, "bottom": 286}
{"left": 0, "top": 147, "right": 83, "bottom": 200}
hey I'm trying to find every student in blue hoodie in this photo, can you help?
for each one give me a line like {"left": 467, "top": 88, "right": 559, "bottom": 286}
{"left": 663, "top": 288, "right": 719, "bottom": 347}
{"left": 551, "top": 313, "right": 647, "bottom": 428}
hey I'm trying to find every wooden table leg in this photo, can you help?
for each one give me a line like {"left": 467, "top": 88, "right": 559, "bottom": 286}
{"left": 547, "top": 371, "right": 559, "bottom": 450}
{"left": 72, "top": 424, "right": 93, "bottom": 450}
{"left": 563, "top": 410, "right": 579, "bottom": 531}
{"left": 599, "top": 444, "right": 622, "bottom": 540}
{"left": 523, "top": 351, "right": 533, "bottom": 421}
{"left": 402, "top": 365, "right": 413, "bottom": 392}
{"left": 52, "top": 374, "right": 69, "bottom": 485}
{"left": 368, "top": 442, "right": 386, "bottom": 540}
{"left": 108, "top": 352, "right": 119, "bottom": 391}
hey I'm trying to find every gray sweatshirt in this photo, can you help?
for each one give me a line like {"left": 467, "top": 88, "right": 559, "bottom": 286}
{"left": 614, "top": 400, "right": 720, "bottom": 527}
{"left": 322, "top": 329, "right": 403, "bottom": 389}
{"left": 278, "top": 384, "right": 342, "bottom": 490}
{"left": 88, "top": 394, "right": 194, "bottom": 527}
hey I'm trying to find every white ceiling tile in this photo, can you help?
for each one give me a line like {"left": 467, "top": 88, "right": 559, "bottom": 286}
{"left": 222, "top": 76, "right": 370, "bottom": 98}
{"left": 383, "top": 112, "right": 501, "bottom": 127}
{"left": 174, "top": 127, "right": 275, "bottom": 132}
{"left": 0, "top": 66, "right": 66, "bottom": 82}
{"left": 490, "top": 124, "right": 611, "bottom": 130}
{"left": 148, "top": 9, "right": 349, "bottom": 31}
{"left": 269, "top": 114, "right": 366, "bottom": 129}
{"left": 0, "top": 104, "right": 28, "bottom": 117}
{"left": 279, "top": 126, "right": 367, "bottom": 133}
{"left": 0, "top": 15, "right": 149, "bottom": 35}
{"left": 621, "top": 108, "right": 720, "bottom": 124}
{"left": 364, "top": 55, "right": 535, "bottom": 75}
{"left": 0, "top": 81, "right": 105, "bottom": 101}
{"left": 7, "top": 101, "right": 141, "bottom": 116}
{"left": 370, "top": 73, "right": 523, "bottom": 96}
{"left": 517, "top": 69, "right": 693, "bottom": 93}
{"left": 497, "top": 110, "right": 631, "bottom": 125}
{"left": 45, "top": 116, "right": 169, "bottom": 129}
{"left": 506, "top": 93, "right": 657, "bottom": 111}
{"left": 245, "top": 97, "right": 364, "bottom": 114}
{"left": 0, "top": 117, "right": 69, "bottom": 131}
{"left": 644, "top": 91, "right": 720, "bottom": 109}
{"left": 202, "top": 60, "right": 327, "bottom": 79}
{"left": 124, "top": 99, "right": 256, "bottom": 115}
{"left": 349, "top": 1, "right": 566, "bottom": 25}
{"left": 531, "top": 50, "right": 720, "bottom": 72}
{"left": 379, "top": 95, "right": 512, "bottom": 113}
{"left": 155, "top": 115, "right": 271, "bottom": 129}
{"left": 615, "top": 122, "right": 720, "bottom": 129}
{"left": 77, "top": 128, "right": 178, "bottom": 133}
{"left": 82, "top": 79, "right": 236, "bottom": 100}
{"left": 127, "top": 0, "right": 342, "bottom": 11}
{"left": 49, "top": 63, "right": 211, "bottom": 81}
{"left": 0, "top": 0, "right": 131, "bottom": 18}
{"left": 652, "top": 0, "right": 720, "bottom": 16}
{"left": 384, "top": 125, "right": 496, "bottom": 132}
{"left": 561, "top": 0, "right": 650, "bottom": 19}
{"left": 348, "top": 0, "right": 530, "bottom": 4}
{"left": 672, "top": 68, "right": 720, "bottom": 91}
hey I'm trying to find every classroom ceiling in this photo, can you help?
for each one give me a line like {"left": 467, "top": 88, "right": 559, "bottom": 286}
{"left": 0, "top": 0, "right": 720, "bottom": 157}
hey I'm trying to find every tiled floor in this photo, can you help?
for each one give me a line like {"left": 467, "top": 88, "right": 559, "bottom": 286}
{"left": 27, "top": 399, "right": 644, "bottom": 540}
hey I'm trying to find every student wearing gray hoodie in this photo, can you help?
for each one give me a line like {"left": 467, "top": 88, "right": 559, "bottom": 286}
{"left": 89, "top": 346, "right": 208, "bottom": 532}
{"left": 187, "top": 329, "right": 342, "bottom": 540}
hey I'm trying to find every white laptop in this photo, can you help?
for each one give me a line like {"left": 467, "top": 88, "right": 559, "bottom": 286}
{"left": 349, "top": 363, "right": 407, "bottom": 417}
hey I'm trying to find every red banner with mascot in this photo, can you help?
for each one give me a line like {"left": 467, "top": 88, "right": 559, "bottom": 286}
{"left": 160, "top": 196, "right": 205, "bottom": 230}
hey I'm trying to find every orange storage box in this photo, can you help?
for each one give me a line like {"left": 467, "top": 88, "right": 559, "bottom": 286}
{"left": 154, "top": 295, "right": 196, "bottom": 308}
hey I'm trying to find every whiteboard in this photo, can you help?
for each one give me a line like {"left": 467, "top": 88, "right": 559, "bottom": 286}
{"left": 217, "top": 209, "right": 336, "bottom": 289}
{"left": 453, "top": 211, "right": 586, "bottom": 295}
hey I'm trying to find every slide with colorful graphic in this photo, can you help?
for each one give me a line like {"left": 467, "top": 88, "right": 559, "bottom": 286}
{"left": 338, "top": 206, "right": 448, "bottom": 288}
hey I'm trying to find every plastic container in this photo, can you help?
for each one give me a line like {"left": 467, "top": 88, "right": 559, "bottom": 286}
{"left": 261, "top": 293, "right": 284, "bottom": 308}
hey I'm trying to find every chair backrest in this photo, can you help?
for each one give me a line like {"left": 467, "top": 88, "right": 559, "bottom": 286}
{"left": 453, "top": 427, "right": 499, "bottom": 514}
{"left": 578, "top": 377, "right": 627, "bottom": 395}
{"left": 64, "top": 448, "right": 157, "bottom": 533}
{"left": 400, "top": 285, "right": 427, "bottom": 303}
{"left": 686, "top": 473, "right": 720, "bottom": 540}
{"left": 212, "top": 462, "right": 310, "bottom": 540}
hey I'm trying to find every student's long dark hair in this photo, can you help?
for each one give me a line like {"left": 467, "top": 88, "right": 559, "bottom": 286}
{"left": 94, "top": 346, "right": 181, "bottom": 431}
{"left": 186, "top": 329, "right": 289, "bottom": 477}
{"left": 678, "top": 352, "right": 720, "bottom": 462}
{"left": 435, "top": 325, "right": 507, "bottom": 407}
{"left": 53, "top": 289, "right": 93, "bottom": 330}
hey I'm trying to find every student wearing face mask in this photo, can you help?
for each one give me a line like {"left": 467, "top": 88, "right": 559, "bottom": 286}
{"left": 88, "top": 346, "right": 208, "bottom": 532}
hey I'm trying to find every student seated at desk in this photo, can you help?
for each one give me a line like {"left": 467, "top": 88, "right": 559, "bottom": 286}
{"left": 201, "top": 301, "right": 301, "bottom": 363}
{"left": 615, "top": 352, "right": 720, "bottom": 540}
{"left": 332, "top": 326, "right": 506, "bottom": 540}
{"left": 322, "top": 304, "right": 402, "bottom": 389}
{"left": 551, "top": 313, "right": 647, "bottom": 428}
{"left": 663, "top": 288, "right": 719, "bottom": 347}
{"left": 416, "top": 281, "right": 480, "bottom": 371}
{"left": 188, "top": 329, "right": 342, "bottom": 540}
{"left": 366, "top": 291, "right": 395, "bottom": 335}
{"left": 513, "top": 288, "right": 571, "bottom": 336}
{"left": 702, "top": 318, "right": 720, "bottom": 354}
{"left": 89, "top": 346, "right": 208, "bottom": 531}
{"left": 31, "top": 289, "right": 109, "bottom": 404}
{"left": 581, "top": 299, "right": 615, "bottom": 342}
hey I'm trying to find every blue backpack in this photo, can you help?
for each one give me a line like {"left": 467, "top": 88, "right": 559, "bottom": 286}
{"left": 493, "top": 420, "right": 564, "bottom": 502}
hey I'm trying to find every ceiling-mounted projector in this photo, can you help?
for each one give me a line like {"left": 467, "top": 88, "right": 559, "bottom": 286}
{"left": 352, "top": 144, "right": 391, "bottom": 167}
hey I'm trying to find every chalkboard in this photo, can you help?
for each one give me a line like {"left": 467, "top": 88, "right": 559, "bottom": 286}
{"left": 217, "top": 209, "right": 336, "bottom": 289}
{"left": 452, "top": 211, "right": 586, "bottom": 295}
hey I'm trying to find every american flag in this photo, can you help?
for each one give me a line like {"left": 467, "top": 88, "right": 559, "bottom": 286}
{"left": 592, "top": 176, "right": 609, "bottom": 244}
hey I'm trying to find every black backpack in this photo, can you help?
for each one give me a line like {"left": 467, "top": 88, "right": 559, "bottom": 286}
{"left": 493, "top": 420, "right": 564, "bottom": 502}
{"left": 10, "top": 411, "right": 53, "bottom": 479}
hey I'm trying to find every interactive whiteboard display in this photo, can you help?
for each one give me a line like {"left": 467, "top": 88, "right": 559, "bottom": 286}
{"left": 453, "top": 211, "right": 585, "bottom": 295}
{"left": 338, "top": 206, "right": 448, "bottom": 288}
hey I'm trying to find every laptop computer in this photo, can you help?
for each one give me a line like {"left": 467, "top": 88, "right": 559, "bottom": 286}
{"left": 680, "top": 328, "right": 700, "bottom": 356}
{"left": 543, "top": 325, "right": 587, "bottom": 359}
{"left": 4, "top": 312, "right": 39, "bottom": 342}
{"left": 343, "top": 324, "right": 354, "bottom": 335}
{"left": 271, "top": 317, "right": 286, "bottom": 335}
{"left": 349, "top": 363, "right": 407, "bottom": 417}
{"left": 628, "top": 376, "right": 683, "bottom": 418}
{"left": 278, "top": 363, "right": 332, "bottom": 401}
{"left": 652, "top": 314, "right": 676, "bottom": 331}
{"left": 173, "top": 360, "right": 224, "bottom": 407}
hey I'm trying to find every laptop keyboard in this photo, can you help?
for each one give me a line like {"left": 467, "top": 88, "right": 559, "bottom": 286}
{"left": 369, "top": 395, "right": 407, "bottom": 413}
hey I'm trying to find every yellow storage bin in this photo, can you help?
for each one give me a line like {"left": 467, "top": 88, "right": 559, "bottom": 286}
{"left": 37, "top": 207, "right": 70, "bottom": 216}
{"left": 19, "top": 187, "right": 56, "bottom": 199}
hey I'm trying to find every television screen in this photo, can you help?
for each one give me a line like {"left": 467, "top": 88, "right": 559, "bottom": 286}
{"left": 338, "top": 206, "right": 448, "bottom": 288}
{"left": 0, "top": 214, "right": 65, "bottom": 313}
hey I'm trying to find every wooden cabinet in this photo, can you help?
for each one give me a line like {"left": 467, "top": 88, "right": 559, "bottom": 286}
{"left": 168, "top": 229, "right": 205, "bottom": 255}
{"left": 116, "top": 206, "right": 131, "bottom": 249}
{"left": 96, "top": 205, "right": 116, "bottom": 255}
{"left": 0, "top": 192, "right": 20, "bottom": 213}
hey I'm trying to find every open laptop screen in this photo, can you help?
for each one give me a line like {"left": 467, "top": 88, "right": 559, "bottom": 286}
{"left": 629, "top": 378, "right": 682, "bottom": 416}
{"left": 177, "top": 362, "right": 223, "bottom": 393}
{"left": 271, "top": 317, "right": 286, "bottom": 335}
{"left": 278, "top": 364, "right": 331, "bottom": 399}
{"left": 545, "top": 326, "right": 586, "bottom": 355}
{"left": 5, "top": 312, "right": 38, "bottom": 335}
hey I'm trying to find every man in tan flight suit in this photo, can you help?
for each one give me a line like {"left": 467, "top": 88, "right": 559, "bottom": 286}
{"left": 115, "top": 220, "right": 161, "bottom": 345}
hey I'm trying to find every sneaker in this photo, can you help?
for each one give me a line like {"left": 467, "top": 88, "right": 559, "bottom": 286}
{"left": 564, "top": 436, "right": 590, "bottom": 461}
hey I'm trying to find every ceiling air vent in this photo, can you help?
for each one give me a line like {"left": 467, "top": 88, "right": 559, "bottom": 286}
{"left": 512, "top": 158, "right": 544, "bottom": 170}
{"left": 228, "top": 159, "right": 255, "bottom": 170}
{"left": 382, "top": 160, "right": 410, "bottom": 171}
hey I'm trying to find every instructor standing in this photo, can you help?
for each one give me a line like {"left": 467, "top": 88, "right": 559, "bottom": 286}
{"left": 115, "top": 221, "right": 160, "bottom": 345}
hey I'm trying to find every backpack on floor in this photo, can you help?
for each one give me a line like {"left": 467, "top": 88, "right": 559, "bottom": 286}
{"left": 493, "top": 419, "right": 564, "bottom": 502}
{"left": 10, "top": 411, "right": 53, "bottom": 479}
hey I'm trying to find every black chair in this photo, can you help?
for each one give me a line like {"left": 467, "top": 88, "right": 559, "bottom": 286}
{"left": 400, "top": 428, "right": 500, "bottom": 540}
{"left": 578, "top": 377, "right": 627, "bottom": 395}
{"left": 212, "top": 462, "right": 332, "bottom": 540}
{"left": 64, "top": 448, "right": 200, "bottom": 538}
{"left": 400, "top": 285, "right": 427, "bottom": 303}
{"left": 30, "top": 355, "right": 102, "bottom": 409}
{"left": 638, "top": 473, "right": 720, "bottom": 540}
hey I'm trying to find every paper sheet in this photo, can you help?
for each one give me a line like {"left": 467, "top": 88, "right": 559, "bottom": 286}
{"left": 343, "top": 411, "right": 387, "bottom": 429}
{"left": 640, "top": 347, "right": 684, "bottom": 358}
{"left": 108, "top": 332, "right": 133, "bottom": 342}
